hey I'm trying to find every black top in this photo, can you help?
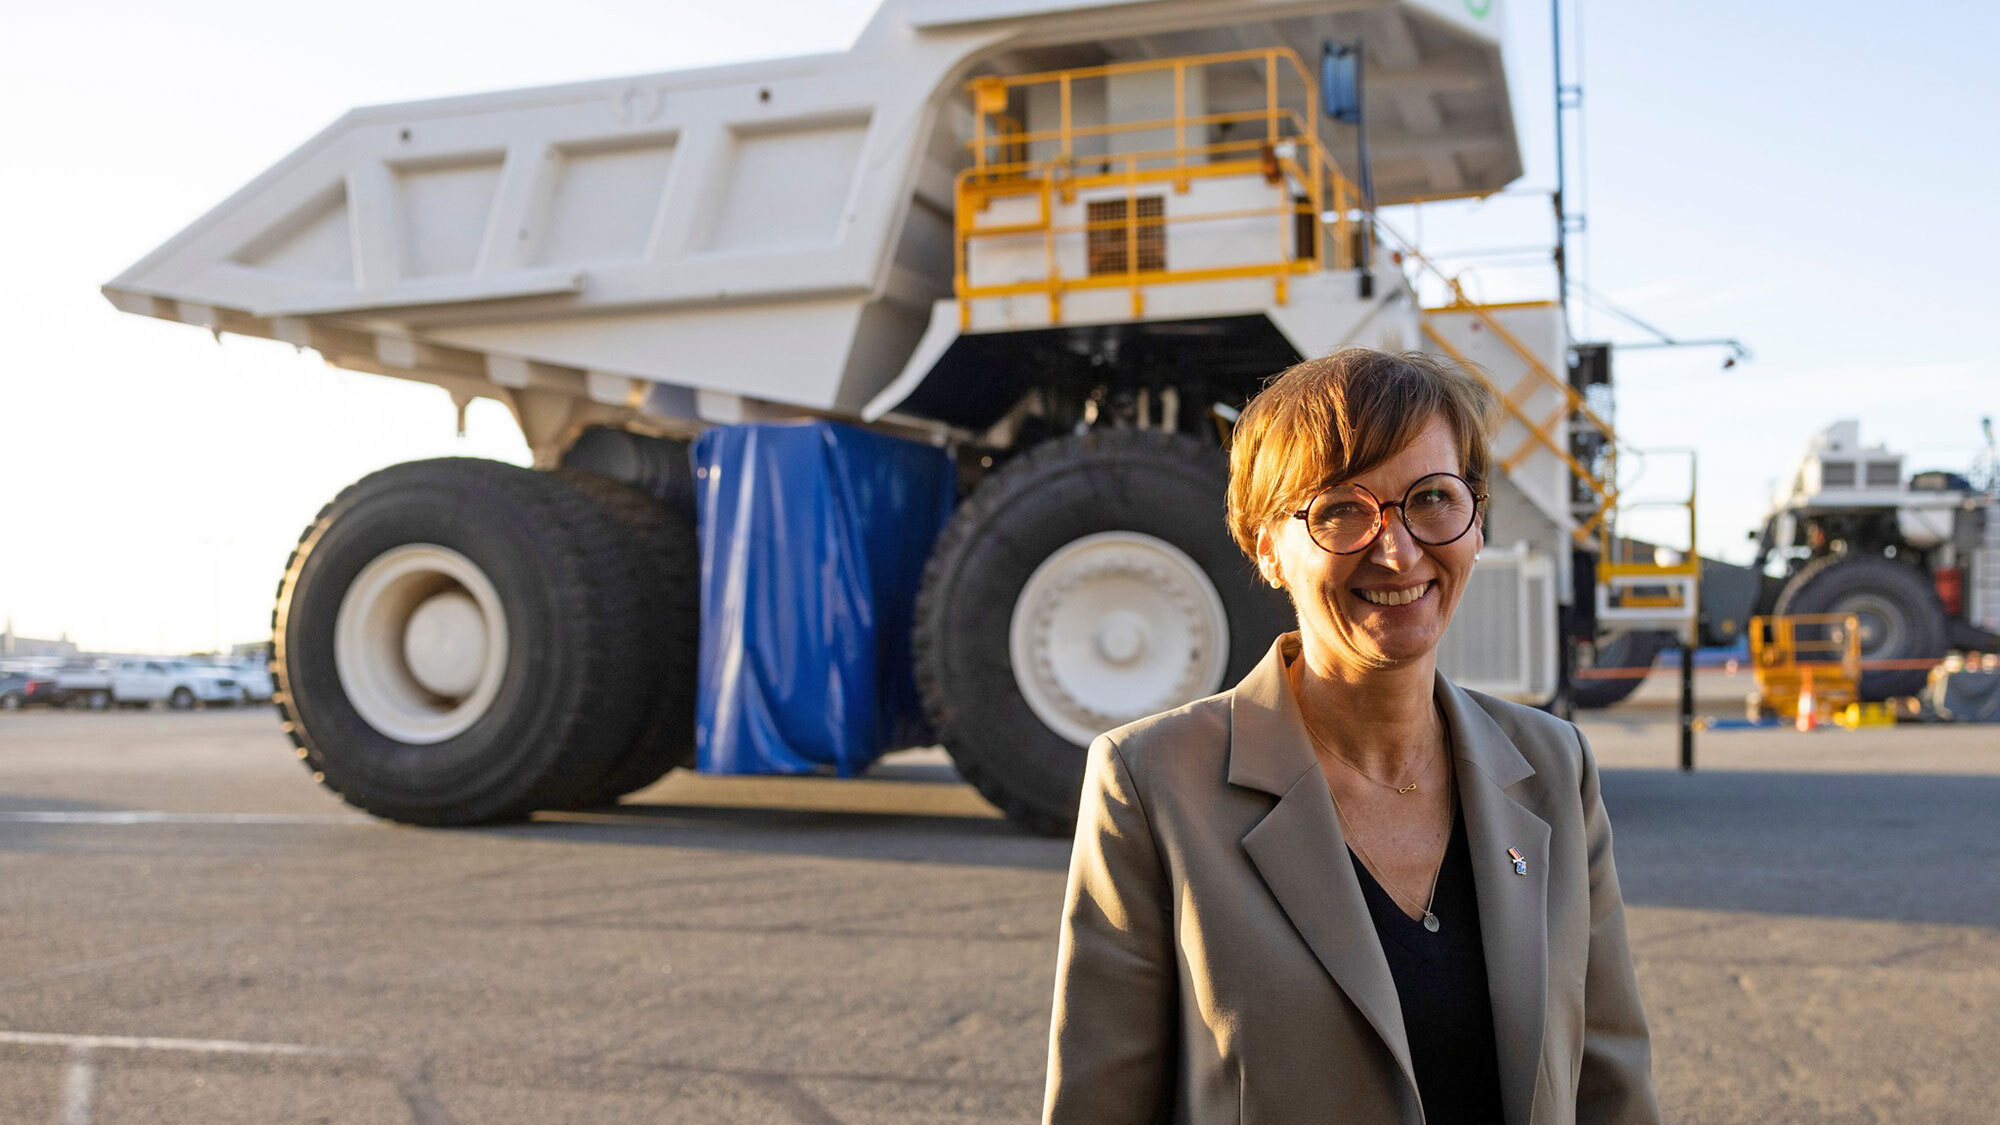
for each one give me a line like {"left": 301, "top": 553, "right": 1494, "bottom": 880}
{"left": 1348, "top": 810, "right": 1506, "bottom": 1125}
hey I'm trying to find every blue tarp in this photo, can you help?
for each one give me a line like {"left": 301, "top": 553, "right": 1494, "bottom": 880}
{"left": 692, "top": 421, "right": 958, "bottom": 776}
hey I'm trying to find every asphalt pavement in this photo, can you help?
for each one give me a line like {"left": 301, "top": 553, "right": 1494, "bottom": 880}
{"left": 1, "top": 706, "right": 1995, "bottom": 1123}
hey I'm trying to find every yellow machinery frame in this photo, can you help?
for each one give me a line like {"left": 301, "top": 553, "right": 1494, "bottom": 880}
{"left": 955, "top": 48, "right": 1361, "bottom": 328}
{"left": 1749, "top": 613, "right": 1862, "bottom": 720}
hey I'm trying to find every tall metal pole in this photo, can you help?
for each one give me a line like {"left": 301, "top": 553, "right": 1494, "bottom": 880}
{"left": 1680, "top": 630, "right": 1695, "bottom": 771}
{"left": 1683, "top": 457, "right": 1699, "bottom": 771}
{"left": 1354, "top": 39, "right": 1376, "bottom": 299}
{"left": 1551, "top": 0, "right": 1571, "bottom": 340}
{"left": 1552, "top": 0, "right": 1580, "bottom": 710}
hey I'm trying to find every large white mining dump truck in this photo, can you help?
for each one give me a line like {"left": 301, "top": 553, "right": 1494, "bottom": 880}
{"left": 107, "top": 0, "right": 1672, "bottom": 834}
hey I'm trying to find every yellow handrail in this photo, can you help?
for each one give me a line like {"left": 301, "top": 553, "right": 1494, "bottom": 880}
{"left": 955, "top": 47, "right": 1362, "bottom": 329}
{"left": 1597, "top": 448, "right": 1698, "bottom": 594}
{"left": 1294, "top": 131, "right": 1687, "bottom": 591}
{"left": 1370, "top": 216, "right": 1626, "bottom": 546}
{"left": 966, "top": 46, "right": 1323, "bottom": 100}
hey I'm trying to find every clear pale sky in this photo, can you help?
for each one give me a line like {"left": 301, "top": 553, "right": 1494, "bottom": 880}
{"left": 1, "top": 0, "right": 1993, "bottom": 654}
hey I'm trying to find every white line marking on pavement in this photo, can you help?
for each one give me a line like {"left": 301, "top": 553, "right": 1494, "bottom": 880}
{"left": 60, "top": 1045, "right": 95, "bottom": 1125}
{"left": 0, "top": 811, "right": 370, "bottom": 826}
{"left": 0, "top": 1030, "right": 362, "bottom": 1059}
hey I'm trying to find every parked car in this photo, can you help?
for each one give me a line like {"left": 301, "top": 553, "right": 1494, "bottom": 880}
{"left": 47, "top": 657, "right": 247, "bottom": 709}
{"left": 0, "top": 672, "right": 59, "bottom": 710}
{"left": 72, "top": 660, "right": 216, "bottom": 709}
{"left": 228, "top": 661, "right": 275, "bottom": 703}
{"left": 171, "top": 662, "right": 241, "bottom": 707}
{"left": 53, "top": 659, "right": 115, "bottom": 709}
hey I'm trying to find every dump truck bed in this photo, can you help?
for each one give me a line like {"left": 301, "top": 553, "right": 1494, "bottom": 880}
{"left": 105, "top": 0, "right": 1519, "bottom": 446}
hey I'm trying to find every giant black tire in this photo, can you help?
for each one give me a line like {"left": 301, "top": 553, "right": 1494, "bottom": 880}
{"left": 272, "top": 458, "right": 650, "bottom": 825}
{"left": 1774, "top": 555, "right": 1948, "bottom": 700}
{"left": 559, "top": 427, "right": 698, "bottom": 516}
{"left": 916, "top": 430, "right": 1294, "bottom": 837}
{"left": 551, "top": 468, "right": 701, "bottom": 805}
{"left": 1569, "top": 631, "right": 1669, "bottom": 710}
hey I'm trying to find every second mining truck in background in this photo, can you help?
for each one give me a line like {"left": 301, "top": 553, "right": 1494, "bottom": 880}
{"left": 1579, "top": 419, "right": 2000, "bottom": 709}
{"left": 1732, "top": 420, "right": 1996, "bottom": 702}
{"left": 104, "top": 0, "right": 1676, "bottom": 835}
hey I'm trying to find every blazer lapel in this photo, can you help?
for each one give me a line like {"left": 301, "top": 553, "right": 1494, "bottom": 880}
{"left": 1231, "top": 635, "right": 1419, "bottom": 1098}
{"left": 1437, "top": 674, "right": 1551, "bottom": 1125}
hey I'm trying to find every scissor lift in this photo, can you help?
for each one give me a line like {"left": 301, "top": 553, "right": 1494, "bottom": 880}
{"left": 1749, "top": 613, "right": 1863, "bottom": 725}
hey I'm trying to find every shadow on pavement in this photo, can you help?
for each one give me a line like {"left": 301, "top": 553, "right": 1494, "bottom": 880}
{"left": 1601, "top": 768, "right": 2000, "bottom": 927}
{"left": 477, "top": 802, "right": 1076, "bottom": 872}
{"left": 471, "top": 765, "right": 2000, "bottom": 902}
{"left": 0, "top": 795, "right": 122, "bottom": 814}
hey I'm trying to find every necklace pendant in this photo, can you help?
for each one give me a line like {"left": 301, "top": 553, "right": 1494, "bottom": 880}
{"left": 1422, "top": 911, "right": 1440, "bottom": 933}
{"left": 1397, "top": 781, "right": 1419, "bottom": 794}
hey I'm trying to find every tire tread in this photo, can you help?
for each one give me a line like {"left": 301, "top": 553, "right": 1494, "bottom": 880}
{"left": 550, "top": 468, "right": 701, "bottom": 805}
{"left": 916, "top": 429, "right": 1280, "bottom": 838}
{"left": 271, "top": 458, "right": 649, "bottom": 824}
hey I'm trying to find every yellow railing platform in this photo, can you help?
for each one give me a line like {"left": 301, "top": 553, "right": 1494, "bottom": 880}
{"left": 955, "top": 49, "right": 1699, "bottom": 630}
{"left": 954, "top": 47, "right": 1363, "bottom": 328}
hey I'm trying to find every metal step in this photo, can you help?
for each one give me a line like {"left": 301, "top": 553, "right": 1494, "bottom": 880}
{"left": 1596, "top": 565, "right": 1699, "bottom": 630}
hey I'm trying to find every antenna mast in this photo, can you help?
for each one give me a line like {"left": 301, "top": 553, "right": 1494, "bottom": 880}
{"left": 1551, "top": 0, "right": 1585, "bottom": 340}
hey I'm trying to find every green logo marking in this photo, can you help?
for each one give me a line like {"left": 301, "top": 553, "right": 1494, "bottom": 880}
{"left": 1465, "top": 0, "right": 1494, "bottom": 17}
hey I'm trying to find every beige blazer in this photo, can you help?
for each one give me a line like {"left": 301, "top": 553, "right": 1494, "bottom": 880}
{"left": 1043, "top": 633, "right": 1660, "bottom": 1125}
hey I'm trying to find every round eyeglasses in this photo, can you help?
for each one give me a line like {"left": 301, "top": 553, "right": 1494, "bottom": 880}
{"left": 1290, "top": 472, "right": 1486, "bottom": 555}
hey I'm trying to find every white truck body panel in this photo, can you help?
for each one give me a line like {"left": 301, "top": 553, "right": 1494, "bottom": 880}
{"left": 105, "top": 0, "right": 1518, "bottom": 439}
{"left": 1436, "top": 541, "right": 1559, "bottom": 700}
{"left": 963, "top": 176, "right": 1304, "bottom": 330}
{"left": 1419, "top": 304, "right": 1571, "bottom": 532}
{"left": 1975, "top": 505, "right": 2000, "bottom": 634}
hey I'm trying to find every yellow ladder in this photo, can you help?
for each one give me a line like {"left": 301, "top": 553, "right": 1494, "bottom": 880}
{"left": 1378, "top": 226, "right": 1619, "bottom": 545}
{"left": 1380, "top": 228, "right": 1701, "bottom": 635}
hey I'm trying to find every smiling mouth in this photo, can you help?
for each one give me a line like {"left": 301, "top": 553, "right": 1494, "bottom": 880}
{"left": 1355, "top": 581, "right": 1433, "bottom": 608}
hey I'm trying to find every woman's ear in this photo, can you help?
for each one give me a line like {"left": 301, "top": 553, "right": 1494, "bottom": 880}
{"left": 1253, "top": 524, "right": 1283, "bottom": 589}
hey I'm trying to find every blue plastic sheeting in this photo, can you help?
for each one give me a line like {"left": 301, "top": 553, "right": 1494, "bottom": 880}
{"left": 692, "top": 421, "right": 957, "bottom": 776}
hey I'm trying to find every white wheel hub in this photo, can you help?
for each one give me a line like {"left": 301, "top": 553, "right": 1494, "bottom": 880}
{"left": 335, "top": 545, "right": 509, "bottom": 744}
{"left": 1009, "top": 531, "right": 1231, "bottom": 747}
{"left": 403, "top": 592, "right": 489, "bottom": 698}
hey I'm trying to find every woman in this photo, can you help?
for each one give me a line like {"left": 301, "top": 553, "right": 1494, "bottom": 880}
{"left": 1042, "top": 348, "right": 1659, "bottom": 1125}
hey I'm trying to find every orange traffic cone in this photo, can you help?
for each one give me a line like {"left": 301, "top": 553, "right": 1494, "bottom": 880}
{"left": 1796, "top": 669, "right": 1818, "bottom": 732}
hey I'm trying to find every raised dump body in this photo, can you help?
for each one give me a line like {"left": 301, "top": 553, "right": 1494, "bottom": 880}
{"left": 106, "top": 0, "right": 1631, "bottom": 835}
{"left": 106, "top": 0, "right": 1516, "bottom": 453}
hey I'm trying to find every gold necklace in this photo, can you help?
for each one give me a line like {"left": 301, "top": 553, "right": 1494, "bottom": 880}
{"left": 1287, "top": 655, "right": 1456, "bottom": 931}
{"left": 1289, "top": 659, "right": 1439, "bottom": 795}
{"left": 1330, "top": 770, "right": 1456, "bottom": 934}
{"left": 1320, "top": 734, "right": 1435, "bottom": 794}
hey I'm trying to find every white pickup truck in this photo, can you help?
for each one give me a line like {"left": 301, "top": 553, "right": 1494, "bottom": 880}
{"left": 55, "top": 659, "right": 240, "bottom": 709}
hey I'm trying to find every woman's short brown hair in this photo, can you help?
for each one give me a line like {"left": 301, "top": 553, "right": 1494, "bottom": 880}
{"left": 1225, "top": 348, "right": 1496, "bottom": 560}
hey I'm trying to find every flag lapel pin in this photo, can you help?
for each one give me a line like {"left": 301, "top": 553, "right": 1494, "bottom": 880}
{"left": 1507, "top": 847, "right": 1528, "bottom": 876}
